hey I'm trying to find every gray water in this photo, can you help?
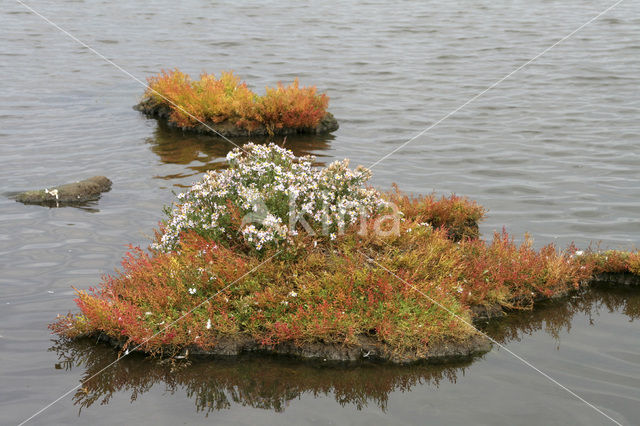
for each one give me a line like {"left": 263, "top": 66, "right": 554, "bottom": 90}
{"left": 1, "top": 0, "right": 639, "bottom": 424}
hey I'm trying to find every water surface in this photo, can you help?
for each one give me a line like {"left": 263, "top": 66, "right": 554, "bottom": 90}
{"left": 1, "top": 0, "right": 639, "bottom": 424}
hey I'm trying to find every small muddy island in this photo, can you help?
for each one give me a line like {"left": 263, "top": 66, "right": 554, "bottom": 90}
{"left": 135, "top": 70, "right": 338, "bottom": 137}
{"left": 51, "top": 145, "right": 640, "bottom": 364}
{"left": 15, "top": 176, "right": 112, "bottom": 206}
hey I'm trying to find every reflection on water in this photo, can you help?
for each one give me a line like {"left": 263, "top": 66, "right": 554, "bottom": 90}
{"left": 147, "top": 121, "right": 336, "bottom": 182}
{"left": 50, "top": 340, "right": 470, "bottom": 415}
{"left": 66, "top": 202, "right": 102, "bottom": 214}
{"left": 5, "top": 192, "right": 102, "bottom": 212}
{"left": 484, "top": 285, "right": 640, "bottom": 346}
{"left": 50, "top": 285, "right": 640, "bottom": 416}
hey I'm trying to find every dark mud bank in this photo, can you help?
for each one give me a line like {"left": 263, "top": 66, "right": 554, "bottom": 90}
{"left": 99, "top": 333, "right": 492, "bottom": 365}
{"left": 134, "top": 99, "right": 339, "bottom": 138}
{"left": 14, "top": 176, "right": 112, "bottom": 206}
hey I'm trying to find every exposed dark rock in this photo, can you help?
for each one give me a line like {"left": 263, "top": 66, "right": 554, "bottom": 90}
{"left": 15, "top": 176, "right": 112, "bottom": 206}
{"left": 134, "top": 99, "right": 339, "bottom": 138}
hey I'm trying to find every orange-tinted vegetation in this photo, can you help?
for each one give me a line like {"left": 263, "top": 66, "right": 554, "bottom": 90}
{"left": 143, "top": 69, "right": 329, "bottom": 132}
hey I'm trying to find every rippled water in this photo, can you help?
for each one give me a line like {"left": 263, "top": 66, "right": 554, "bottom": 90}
{"left": 1, "top": 0, "right": 639, "bottom": 424}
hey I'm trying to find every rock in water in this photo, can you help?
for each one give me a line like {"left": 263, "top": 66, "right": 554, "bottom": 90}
{"left": 15, "top": 176, "right": 112, "bottom": 206}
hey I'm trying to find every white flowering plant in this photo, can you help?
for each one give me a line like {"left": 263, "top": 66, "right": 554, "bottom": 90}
{"left": 153, "top": 143, "right": 390, "bottom": 252}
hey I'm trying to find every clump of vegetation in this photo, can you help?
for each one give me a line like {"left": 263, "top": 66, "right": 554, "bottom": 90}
{"left": 386, "top": 186, "right": 485, "bottom": 241}
{"left": 579, "top": 250, "right": 640, "bottom": 276}
{"left": 154, "top": 143, "right": 388, "bottom": 252}
{"left": 141, "top": 69, "right": 330, "bottom": 134}
{"left": 50, "top": 144, "right": 640, "bottom": 362}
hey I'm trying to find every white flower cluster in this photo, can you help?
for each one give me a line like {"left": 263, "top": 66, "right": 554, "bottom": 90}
{"left": 153, "top": 143, "right": 389, "bottom": 251}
